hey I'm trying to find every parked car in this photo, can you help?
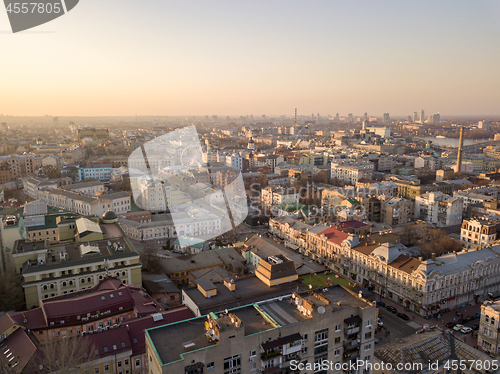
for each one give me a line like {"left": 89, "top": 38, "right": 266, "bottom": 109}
{"left": 476, "top": 312, "right": 481, "bottom": 318}
{"left": 397, "top": 313, "right": 410, "bottom": 320}
{"left": 453, "top": 324, "right": 464, "bottom": 331}
{"left": 377, "top": 320, "right": 384, "bottom": 327}
{"left": 374, "top": 300, "right": 386, "bottom": 307}
{"left": 465, "top": 315, "right": 476, "bottom": 322}
{"left": 457, "top": 318, "right": 466, "bottom": 324}
{"left": 386, "top": 306, "right": 397, "bottom": 313}
{"left": 472, "top": 324, "right": 480, "bottom": 331}
{"left": 461, "top": 327, "right": 473, "bottom": 334}
{"left": 446, "top": 322, "right": 457, "bottom": 328}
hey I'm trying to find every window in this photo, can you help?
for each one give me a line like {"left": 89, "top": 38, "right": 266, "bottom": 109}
{"left": 334, "top": 337, "right": 340, "bottom": 344}
{"left": 301, "top": 346, "right": 308, "bottom": 354}
{"left": 135, "top": 359, "right": 140, "bottom": 367}
{"left": 250, "top": 350, "right": 256, "bottom": 357}
{"left": 223, "top": 355, "right": 241, "bottom": 372}
{"left": 117, "top": 361, "right": 122, "bottom": 368}
{"left": 302, "top": 334, "right": 308, "bottom": 341}
{"left": 104, "top": 364, "right": 109, "bottom": 372}
{"left": 334, "top": 349, "right": 340, "bottom": 357}
{"left": 364, "top": 344, "right": 371, "bottom": 351}
{"left": 207, "top": 362, "right": 215, "bottom": 371}
{"left": 366, "top": 319, "right": 372, "bottom": 327}
{"left": 315, "top": 329, "right": 328, "bottom": 343}
{"left": 124, "top": 359, "right": 129, "bottom": 366}
{"left": 335, "top": 324, "right": 341, "bottom": 332}
{"left": 95, "top": 369, "right": 100, "bottom": 374}
{"left": 365, "top": 332, "right": 372, "bottom": 339}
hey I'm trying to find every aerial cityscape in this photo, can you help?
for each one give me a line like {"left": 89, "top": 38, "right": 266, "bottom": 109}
{"left": 1, "top": 1, "right": 500, "bottom": 374}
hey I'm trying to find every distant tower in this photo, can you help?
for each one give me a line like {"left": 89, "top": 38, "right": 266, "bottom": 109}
{"left": 419, "top": 109, "right": 425, "bottom": 123}
{"left": 413, "top": 112, "right": 418, "bottom": 123}
{"left": 364, "top": 112, "right": 368, "bottom": 121}
{"left": 457, "top": 126, "right": 464, "bottom": 172}
{"left": 295, "top": 108, "right": 297, "bottom": 126}
{"left": 247, "top": 137, "right": 255, "bottom": 151}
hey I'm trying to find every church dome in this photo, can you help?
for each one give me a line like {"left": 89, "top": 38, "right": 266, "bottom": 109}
{"left": 102, "top": 210, "right": 118, "bottom": 223}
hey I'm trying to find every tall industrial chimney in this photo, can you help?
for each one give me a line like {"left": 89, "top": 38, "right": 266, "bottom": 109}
{"left": 457, "top": 126, "right": 464, "bottom": 172}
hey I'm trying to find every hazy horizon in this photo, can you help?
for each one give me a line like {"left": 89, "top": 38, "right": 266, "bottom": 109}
{"left": 1, "top": 1, "right": 499, "bottom": 117}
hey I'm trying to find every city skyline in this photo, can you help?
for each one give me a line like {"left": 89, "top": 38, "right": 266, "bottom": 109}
{"left": 1, "top": 0, "right": 499, "bottom": 116}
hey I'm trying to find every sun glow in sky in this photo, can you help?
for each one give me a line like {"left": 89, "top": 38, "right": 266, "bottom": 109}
{"left": 1, "top": 0, "right": 499, "bottom": 117}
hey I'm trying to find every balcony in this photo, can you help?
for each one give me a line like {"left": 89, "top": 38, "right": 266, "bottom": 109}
{"left": 344, "top": 327, "right": 360, "bottom": 335}
{"left": 261, "top": 350, "right": 282, "bottom": 361}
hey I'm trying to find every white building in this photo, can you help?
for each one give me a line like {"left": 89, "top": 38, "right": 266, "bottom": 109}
{"left": 414, "top": 191, "right": 463, "bottom": 227}
{"left": 37, "top": 188, "right": 131, "bottom": 217}
{"left": 460, "top": 218, "right": 497, "bottom": 249}
{"left": 261, "top": 186, "right": 299, "bottom": 206}
{"left": 330, "top": 160, "right": 374, "bottom": 186}
{"left": 414, "top": 156, "right": 441, "bottom": 171}
{"left": 135, "top": 176, "right": 172, "bottom": 212}
{"left": 61, "top": 180, "right": 105, "bottom": 196}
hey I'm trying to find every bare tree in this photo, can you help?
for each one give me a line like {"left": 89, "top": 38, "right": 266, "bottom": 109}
{"left": 0, "top": 273, "right": 25, "bottom": 312}
{"left": 26, "top": 336, "right": 96, "bottom": 374}
{"left": 140, "top": 247, "right": 163, "bottom": 273}
{"left": 418, "top": 229, "right": 461, "bottom": 259}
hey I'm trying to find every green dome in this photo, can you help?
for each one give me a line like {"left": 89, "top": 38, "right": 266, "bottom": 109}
{"left": 102, "top": 210, "right": 118, "bottom": 223}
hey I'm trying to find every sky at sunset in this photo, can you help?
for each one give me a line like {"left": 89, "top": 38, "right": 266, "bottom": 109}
{"left": 0, "top": 0, "right": 499, "bottom": 117}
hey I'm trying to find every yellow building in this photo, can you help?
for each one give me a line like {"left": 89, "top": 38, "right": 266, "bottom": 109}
{"left": 255, "top": 255, "right": 298, "bottom": 287}
{"left": 15, "top": 234, "right": 142, "bottom": 308}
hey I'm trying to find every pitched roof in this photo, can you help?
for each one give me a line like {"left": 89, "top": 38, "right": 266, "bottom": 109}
{"left": 317, "top": 226, "right": 350, "bottom": 246}
{"left": 389, "top": 254, "right": 422, "bottom": 274}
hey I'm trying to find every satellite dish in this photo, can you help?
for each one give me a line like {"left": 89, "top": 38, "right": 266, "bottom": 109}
{"left": 278, "top": 297, "right": 283, "bottom": 302}
{"left": 297, "top": 299, "right": 302, "bottom": 306}
{"left": 318, "top": 306, "right": 326, "bottom": 315}
{"left": 309, "top": 284, "right": 312, "bottom": 290}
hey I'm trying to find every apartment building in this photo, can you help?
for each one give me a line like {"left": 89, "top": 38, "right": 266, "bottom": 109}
{"left": 269, "top": 216, "right": 312, "bottom": 250}
{"left": 0, "top": 154, "right": 43, "bottom": 178}
{"left": 478, "top": 300, "right": 500, "bottom": 356}
{"left": 146, "top": 285, "right": 376, "bottom": 374}
{"left": 261, "top": 186, "right": 299, "bottom": 206}
{"left": 37, "top": 188, "right": 131, "bottom": 217}
{"left": 77, "top": 127, "right": 110, "bottom": 142}
{"left": 461, "top": 218, "right": 498, "bottom": 249}
{"left": 380, "top": 197, "right": 412, "bottom": 226}
{"left": 414, "top": 191, "right": 463, "bottom": 227}
{"left": 11, "top": 235, "right": 142, "bottom": 308}
{"left": 330, "top": 160, "right": 374, "bottom": 186}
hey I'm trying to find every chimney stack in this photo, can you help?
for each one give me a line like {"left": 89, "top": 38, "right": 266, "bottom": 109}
{"left": 457, "top": 126, "right": 464, "bottom": 172}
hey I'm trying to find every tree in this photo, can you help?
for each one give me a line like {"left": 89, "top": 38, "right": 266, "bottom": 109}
{"left": 418, "top": 229, "right": 461, "bottom": 259}
{"left": 0, "top": 273, "right": 25, "bottom": 312}
{"left": 26, "top": 335, "right": 97, "bottom": 374}
{"left": 140, "top": 247, "right": 163, "bottom": 273}
{"left": 162, "top": 238, "right": 171, "bottom": 251}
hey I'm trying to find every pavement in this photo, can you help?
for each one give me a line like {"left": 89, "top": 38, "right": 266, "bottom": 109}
{"left": 368, "top": 294, "right": 482, "bottom": 351}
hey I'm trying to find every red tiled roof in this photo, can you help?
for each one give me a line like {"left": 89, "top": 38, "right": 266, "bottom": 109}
{"left": 0, "top": 328, "right": 37, "bottom": 373}
{"left": 41, "top": 286, "right": 135, "bottom": 321}
{"left": 317, "top": 227, "right": 350, "bottom": 245}
{"left": 389, "top": 254, "right": 421, "bottom": 274}
{"left": 10, "top": 308, "right": 47, "bottom": 330}
{"left": 337, "top": 220, "right": 368, "bottom": 229}
{"left": 87, "top": 325, "right": 132, "bottom": 358}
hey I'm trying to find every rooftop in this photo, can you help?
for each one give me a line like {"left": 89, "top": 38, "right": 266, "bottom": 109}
{"left": 148, "top": 284, "right": 370, "bottom": 366}
{"left": 21, "top": 237, "right": 138, "bottom": 274}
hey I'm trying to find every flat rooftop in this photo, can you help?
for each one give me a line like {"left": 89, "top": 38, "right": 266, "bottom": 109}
{"left": 184, "top": 276, "right": 304, "bottom": 315}
{"left": 148, "top": 285, "right": 372, "bottom": 365}
{"left": 22, "top": 237, "right": 138, "bottom": 274}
